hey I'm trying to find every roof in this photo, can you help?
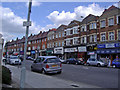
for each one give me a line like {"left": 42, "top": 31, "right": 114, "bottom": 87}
{"left": 67, "top": 20, "right": 81, "bottom": 28}
{"left": 56, "top": 24, "right": 67, "bottom": 32}
{"left": 99, "top": 5, "right": 120, "bottom": 20}
{"left": 41, "top": 32, "right": 48, "bottom": 38}
{"left": 82, "top": 14, "right": 99, "bottom": 24}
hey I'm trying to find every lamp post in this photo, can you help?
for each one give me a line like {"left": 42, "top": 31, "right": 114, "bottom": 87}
{"left": 20, "top": 0, "right": 32, "bottom": 89}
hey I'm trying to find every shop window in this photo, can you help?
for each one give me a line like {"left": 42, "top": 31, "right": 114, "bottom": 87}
{"left": 109, "top": 32, "right": 114, "bottom": 41}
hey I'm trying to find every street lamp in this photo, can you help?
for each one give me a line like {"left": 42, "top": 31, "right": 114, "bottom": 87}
{"left": 20, "top": 0, "right": 32, "bottom": 89}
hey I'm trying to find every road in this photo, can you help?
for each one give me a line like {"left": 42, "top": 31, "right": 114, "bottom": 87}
{"left": 16, "top": 60, "right": 118, "bottom": 88}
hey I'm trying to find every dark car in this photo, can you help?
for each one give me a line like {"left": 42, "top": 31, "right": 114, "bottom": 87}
{"left": 66, "top": 58, "right": 81, "bottom": 65}
{"left": 111, "top": 59, "right": 120, "bottom": 68}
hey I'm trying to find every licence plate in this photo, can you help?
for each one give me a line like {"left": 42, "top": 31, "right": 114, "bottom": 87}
{"left": 52, "top": 65, "right": 58, "bottom": 67}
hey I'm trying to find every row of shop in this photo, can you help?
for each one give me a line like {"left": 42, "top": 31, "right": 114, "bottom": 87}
{"left": 11, "top": 42, "right": 120, "bottom": 63}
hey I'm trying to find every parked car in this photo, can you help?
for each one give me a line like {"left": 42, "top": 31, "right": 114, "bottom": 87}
{"left": 111, "top": 59, "right": 120, "bottom": 68}
{"left": 66, "top": 58, "right": 82, "bottom": 65}
{"left": 59, "top": 59, "right": 67, "bottom": 64}
{"left": 9, "top": 56, "right": 21, "bottom": 65}
{"left": 19, "top": 55, "right": 24, "bottom": 61}
{"left": 2, "top": 57, "right": 6, "bottom": 62}
{"left": 31, "top": 56, "right": 62, "bottom": 74}
{"left": 86, "top": 58, "right": 107, "bottom": 67}
{"left": 26, "top": 56, "right": 35, "bottom": 61}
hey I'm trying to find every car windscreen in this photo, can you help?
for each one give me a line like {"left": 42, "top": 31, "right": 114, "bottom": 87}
{"left": 98, "top": 60, "right": 103, "bottom": 62}
{"left": 47, "top": 58, "right": 60, "bottom": 63}
{"left": 10, "top": 57, "right": 18, "bottom": 59}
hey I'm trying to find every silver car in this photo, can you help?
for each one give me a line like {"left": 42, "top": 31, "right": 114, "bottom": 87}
{"left": 31, "top": 56, "right": 62, "bottom": 74}
{"left": 86, "top": 58, "right": 107, "bottom": 67}
{"left": 9, "top": 56, "right": 21, "bottom": 65}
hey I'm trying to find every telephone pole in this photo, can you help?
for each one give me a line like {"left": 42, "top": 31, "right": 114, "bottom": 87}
{"left": 20, "top": 0, "right": 32, "bottom": 89}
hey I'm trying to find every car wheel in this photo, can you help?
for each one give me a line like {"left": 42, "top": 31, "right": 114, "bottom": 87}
{"left": 75, "top": 62, "right": 78, "bottom": 65}
{"left": 31, "top": 66, "right": 34, "bottom": 71}
{"left": 112, "top": 65, "right": 116, "bottom": 68}
{"left": 87, "top": 63, "right": 90, "bottom": 66}
{"left": 67, "top": 61, "right": 69, "bottom": 64}
{"left": 57, "top": 71, "right": 62, "bottom": 74}
{"left": 42, "top": 69, "right": 47, "bottom": 74}
{"left": 97, "top": 63, "right": 101, "bottom": 67}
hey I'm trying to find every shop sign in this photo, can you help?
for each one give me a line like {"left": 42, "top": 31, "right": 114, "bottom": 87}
{"left": 31, "top": 50, "right": 35, "bottom": 54}
{"left": 115, "top": 43, "right": 120, "bottom": 47}
{"left": 97, "top": 49, "right": 120, "bottom": 54}
{"left": 98, "top": 43, "right": 120, "bottom": 48}
{"left": 27, "top": 52, "right": 30, "bottom": 55}
{"left": 78, "top": 46, "right": 86, "bottom": 52}
{"left": 88, "top": 52, "right": 95, "bottom": 55}
{"left": 65, "top": 47, "right": 77, "bottom": 52}
{"left": 54, "top": 47, "right": 63, "bottom": 54}
{"left": 106, "top": 43, "right": 115, "bottom": 48}
{"left": 97, "top": 44, "right": 105, "bottom": 48}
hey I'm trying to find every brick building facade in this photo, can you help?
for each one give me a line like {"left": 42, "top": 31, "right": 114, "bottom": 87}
{"left": 5, "top": 5, "right": 120, "bottom": 62}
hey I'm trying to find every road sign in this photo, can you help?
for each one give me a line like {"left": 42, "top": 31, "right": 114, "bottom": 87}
{"left": 23, "top": 21, "right": 31, "bottom": 26}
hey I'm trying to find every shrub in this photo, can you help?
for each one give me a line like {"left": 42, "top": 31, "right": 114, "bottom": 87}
{"left": 2, "top": 66, "right": 12, "bottom": 85}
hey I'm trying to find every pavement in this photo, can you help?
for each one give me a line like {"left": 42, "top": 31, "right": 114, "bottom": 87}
{"left": 2, "top": 63, "right": 101, "bottom": 88}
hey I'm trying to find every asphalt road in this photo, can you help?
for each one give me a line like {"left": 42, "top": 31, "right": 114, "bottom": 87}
{"left": 17, "top": 60, "right": 119, "bottom": 88}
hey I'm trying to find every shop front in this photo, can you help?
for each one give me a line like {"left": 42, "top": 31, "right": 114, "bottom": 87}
{"left": 87, "top": 44, "right": 97, "bottom": 59}
{"left": 54, "top": 47, "right": 64, "bottom": 59}
{"left": 31, "top": 50, "right": 35, "bottom": 58}
{"left": 46, "top": 48, "right": 54, "bottom": 56}
{"left": 78, "top": 46, "right": 87, "bottom": 62}
{"left": 64, "top": 47, "right": 78, "bottom": 59}
{"left": 39, "top": 49, "right": 46, "bottom": 56}
{"left": 97, "top": 43, "right": 120, "bottom": 65}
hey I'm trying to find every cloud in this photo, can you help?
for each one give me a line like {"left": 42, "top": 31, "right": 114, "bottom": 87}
{"left": 47, "top": 3, "right": 104, "bottom": 25}
{"left": 26, "top": 0, "right": 42, "bottom": 7}
{"left": 0, "top": 6, "right": 41, "bottom": 41}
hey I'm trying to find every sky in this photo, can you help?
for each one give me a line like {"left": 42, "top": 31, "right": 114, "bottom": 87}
{"left": 0, "top": 0, "right": 119, "bottom": 42}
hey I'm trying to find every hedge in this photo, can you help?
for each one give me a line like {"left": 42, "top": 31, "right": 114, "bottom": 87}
{"left": 2, "top": 66, "right": 12, "bottom": 85}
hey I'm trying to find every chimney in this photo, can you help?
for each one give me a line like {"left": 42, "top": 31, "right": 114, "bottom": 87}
{"left": 16, "top": 37, "right": 18, "bottom": 40}
{"left": 40, "top": 31, "right": 42, "bottom": 33}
